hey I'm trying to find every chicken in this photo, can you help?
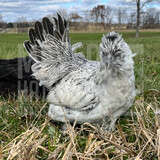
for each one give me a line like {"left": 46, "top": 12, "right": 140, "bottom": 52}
{"left": 24, "top": 14, "right": 136, "bottom": 131}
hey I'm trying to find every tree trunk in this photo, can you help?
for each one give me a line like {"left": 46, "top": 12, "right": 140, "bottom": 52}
{"left": 136, "top": 0, "right": 140, "bottom": 37}
{"left": 0, "top": 57, "right": 48, "bottom": 97}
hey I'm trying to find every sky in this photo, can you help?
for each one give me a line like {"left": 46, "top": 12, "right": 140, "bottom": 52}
{"left": 0, "top": 0, "right": 159, "bottom": 22}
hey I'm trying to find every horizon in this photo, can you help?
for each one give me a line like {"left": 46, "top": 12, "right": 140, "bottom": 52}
{"left": 0, "top": 0, "right": 159, "bottom": 22}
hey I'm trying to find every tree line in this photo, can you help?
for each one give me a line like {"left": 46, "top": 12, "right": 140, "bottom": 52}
{"left": 0, "top": 0, "right": 159, "bottom": 37}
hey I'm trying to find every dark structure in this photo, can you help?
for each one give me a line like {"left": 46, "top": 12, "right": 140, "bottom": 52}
{"left": 0, "top": 56, "right": 48, "bottom": 97}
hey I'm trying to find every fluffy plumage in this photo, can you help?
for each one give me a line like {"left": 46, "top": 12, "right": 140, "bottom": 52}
{"left": 24, "top": 14, "right": 136, "bottom": 131}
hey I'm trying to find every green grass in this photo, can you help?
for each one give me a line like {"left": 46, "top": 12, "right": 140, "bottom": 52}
{"left": 0, "top": 32, "right": 160, "bottom": 159}
{"left": 1, "top": 32, "right": 159, "bottom": 92}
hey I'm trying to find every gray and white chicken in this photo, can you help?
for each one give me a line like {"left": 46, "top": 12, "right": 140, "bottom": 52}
{"left": 24, "top": 14, "right": 136, "bottom": 131}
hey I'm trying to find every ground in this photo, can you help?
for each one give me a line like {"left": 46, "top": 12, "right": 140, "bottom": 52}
{"left": 0, "top": 32, "right": 160, "bottom": 159}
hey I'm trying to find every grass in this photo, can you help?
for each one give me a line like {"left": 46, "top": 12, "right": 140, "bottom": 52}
{"left": 0, "top": 32, "right": 160, "bottom": 159}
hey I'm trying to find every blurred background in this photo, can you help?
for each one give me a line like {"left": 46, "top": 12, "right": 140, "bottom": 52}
{"left": 0, "top": 0, "right": 159, "bottom": 36}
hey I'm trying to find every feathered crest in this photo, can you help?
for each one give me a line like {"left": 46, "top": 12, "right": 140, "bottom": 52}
{"left": 100, "top": 31, "right": 133, "bottom": 72}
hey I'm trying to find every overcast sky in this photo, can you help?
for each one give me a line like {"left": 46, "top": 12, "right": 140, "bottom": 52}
{"left": 0, "top": 0, "right": 159, "bottom": 22}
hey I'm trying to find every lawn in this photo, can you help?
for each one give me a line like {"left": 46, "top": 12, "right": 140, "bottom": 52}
{"left": 0, "top": 32, "right": 160, "bottom": 159}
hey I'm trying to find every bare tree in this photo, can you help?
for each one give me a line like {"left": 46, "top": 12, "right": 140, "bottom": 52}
{"left": 126, "top": 0, "right": 158, "bottom": 37}
{"left": 83, "top": 10, "right": 91, "bottom": 23}
{"left": 90, "top": 5, "right": 106, "bottom": 24}
{"left": 127, "top": 12, "right": 136, "bottom": 29}
{"left": 16, "top": 16, "right": 29, "bottom": 33}
{"left": 0, "top": 15, "right": 6, "bottom": 28}
{"left": 83, "top": 10, "right": 92, "bottom": 30}
{"left": 105, "top": 6, "right": 115, "bottom": 29}
{"left": 70, "top": 12, "right": 83, "bottom": 30}
{"left": 70, "top": 12, "right": 83, "bottom": 22}
{"left": 142, "top": 7, "right": 160, "bottom": 28}
{"left": 136, "top": 0, "right": 141, "bottom": 37}
{"left": 155, "top": 10, "right": 160, "bottom": 28}
{"left": 17, "top": 16, "right": 27, "bottom": 23}
{"left": 90, "top": 6, "right": 99, "bottom": 23}
{"left": 116, "top": 7, "right": 127, "bottom": 29}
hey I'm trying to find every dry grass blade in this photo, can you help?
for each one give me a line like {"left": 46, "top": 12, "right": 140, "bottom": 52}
{"left": 29, "top": 102, "right": 48, "bottom": 128}
{"left": 2, "top": 119, "right": 48, "bottom": 160}
{"left": 61, "top": 106, "right": 80, "bottom": 159}
{"left": 84, "top": 133, "right": 94, "bottom": 152}
{"left": 134, "top": 156, "right": 142, "bottom": 160}
{"left": 47, "top": 144, "right": 66, "bottom": 160}
{"left": 5, "top": 128, "right": 47, "bottom": 160}
{"left": 1, "top": 131, "right": 10, "bottom": 140}
{"left": 62, "top": 142, "right": 73, "bottom": 160}
{"left": 84, "top": 138, "right": 97, "bottom": 156}
{"left": 116, "top": 124, "right": 127, "bottom": 146}
{"left": 135, "top": 136, "right": 153, "bottom": 159}
{"left": 157, "top": 129, "right": 160, "bottom": 159}
{"left": 97, "top": 128, "right": 137, "bottom": 156}
{"left": 135, "top": 106, "right": 156, "bottom": 148}
{"left": 0, "top": 147, "right": 2, "bottom": 160}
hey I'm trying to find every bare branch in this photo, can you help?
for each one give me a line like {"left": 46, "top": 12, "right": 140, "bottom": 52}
{"left": 140, "top": 0, "right": 153, "bottom": 9}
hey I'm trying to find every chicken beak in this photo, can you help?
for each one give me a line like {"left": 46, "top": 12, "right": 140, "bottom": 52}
{"left": 107, "top": 61, "right": 111, "bottom": 69}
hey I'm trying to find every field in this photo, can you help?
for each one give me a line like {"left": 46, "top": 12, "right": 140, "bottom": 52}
{"left": 0, "top": 32, "right": 160, "bottom": 159}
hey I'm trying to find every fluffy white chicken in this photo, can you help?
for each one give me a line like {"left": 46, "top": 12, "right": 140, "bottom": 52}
{"left": 24, "top": 14, "right": 136, "bottom": 131}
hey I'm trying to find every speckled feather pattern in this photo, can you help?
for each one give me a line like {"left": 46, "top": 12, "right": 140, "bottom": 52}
{"left": 24, "top": 14, "right": 136, "bottom": 131}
